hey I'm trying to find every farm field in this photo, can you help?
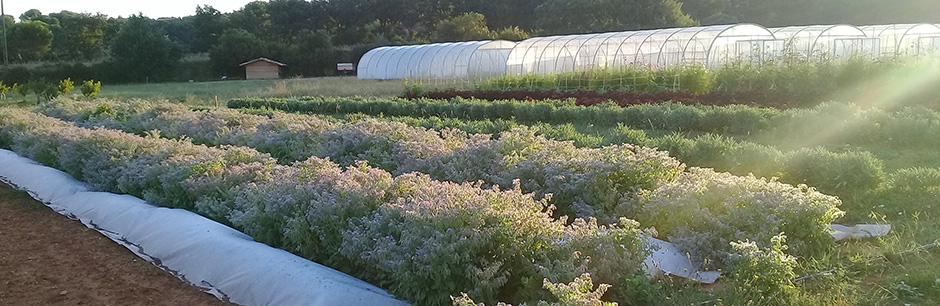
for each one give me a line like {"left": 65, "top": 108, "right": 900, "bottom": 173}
{"left": 0, "top": 183, "right": 230, "bottom": 306}
{"left": 3, "top": 89, "right": 938, "bottom": 306}
{"left": 94, "top": 77, "right": 410, "bottom": 105}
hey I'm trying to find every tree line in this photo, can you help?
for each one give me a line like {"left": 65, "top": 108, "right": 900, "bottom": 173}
{"left": 3, "top": 0, "right": 937, "bottom": 83}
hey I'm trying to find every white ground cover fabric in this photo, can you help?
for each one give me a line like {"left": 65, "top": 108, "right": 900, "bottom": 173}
{"left": 0, "top": 149, "right": 408, "bottom": 306}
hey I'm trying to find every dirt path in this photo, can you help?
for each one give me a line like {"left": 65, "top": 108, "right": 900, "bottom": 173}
{"left": 0, "top": 183, "right": 232, "bottom": 306}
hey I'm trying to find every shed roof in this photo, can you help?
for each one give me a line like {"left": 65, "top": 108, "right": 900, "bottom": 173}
{"left": 239, "top": 57, "right": 287, "bottom": 67}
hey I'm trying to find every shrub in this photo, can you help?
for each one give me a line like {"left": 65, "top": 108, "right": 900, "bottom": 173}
{"left": 726, "top": 234, "right": 799, "bottom": 306}
{"left": 59, "top": 78, "right": 75, "bottom": 95}
{"left": 780, "top": 148, "right": 886, "bottom": 198}
{"left": 636, "top": 168, "right": 843, "bottom": 267}
{"left": 81, "top": 80, "right": 101, "bottom": 98}
{"left": 31, "top": 80, "right": 61, "bottom": 102}
{"left": 0, "top": 81, "right": 9, "bottom": 99}
{"left": 11, "top": 82, "right": 27, "bottom": 98}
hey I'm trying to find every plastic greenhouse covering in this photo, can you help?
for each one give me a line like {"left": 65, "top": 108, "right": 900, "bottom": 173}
{"left": 770, "top": 25, "right": 879, "bottom": 57}
{"left": 357, "top": 41, "right": 515, "bottom": 79}
{"left": 505, "top": 24, "right": 782, "bottom": 74}
{"left": 860, "top": 24, "right": 940, "bottom": 55}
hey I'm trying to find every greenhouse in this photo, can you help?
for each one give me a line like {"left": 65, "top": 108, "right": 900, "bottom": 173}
{"left": 859, "top": 24, "right": 940, "bottom": 56}
{"left": 505, "top": 24, "right": 782, "bottom": 75}
{"left": 357, "top": 41, "right": 516, "bottom": 79}
{"left": 770, "top": 25, "right": 879, "bottom": 57}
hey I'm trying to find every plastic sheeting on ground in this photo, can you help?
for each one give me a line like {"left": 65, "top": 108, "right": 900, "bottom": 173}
{"left": 830, "top": 224, "right": 892, "bottom": 241}
{"left": 0, "top": 149, "right": 408, "bottom": 306}
{"left": 644, "top": 238, "right": 721, "bottom": 284}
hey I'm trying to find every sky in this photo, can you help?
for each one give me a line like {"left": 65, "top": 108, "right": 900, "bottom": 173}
{"left": 2, "top": 0, "right": 255, "bottom": 19}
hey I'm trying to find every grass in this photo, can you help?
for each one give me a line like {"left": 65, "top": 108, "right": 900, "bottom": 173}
{"left": 97, "top": 77, "right": 408, "bottom": 105}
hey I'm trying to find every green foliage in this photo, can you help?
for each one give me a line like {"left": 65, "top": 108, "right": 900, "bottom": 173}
{"left": 12, "top": 83, "right": 28, "bottom": 98}
{"left": 29, "top": 80, "right": 61, "bottom": 102}
{"left": 495, "top": 26, "right": 530, "bottom": 41}
{"left": 638, "top": 168, "right": 843, "bottom": 266}
{"left": 781, "top": 148, "right": 886, "bottom": 198}
{"left": 727, "top": 234, "right": 799, "bottom": 306}
{"left": 8, "top": 20, "right": 54, "bottom": 61}
{"left": 0, "top": 82, "right": 9, "bottom": 99}
{"left": 540, "top": 273, "right": 616, "bottom": 306}
{"left": 47, "top": 11, "right": 109, "bottom": 60}
{"left": 535, "top": 0, "right": 697, "bottom": 35}
{"left": 451, "top": 273, "right": 618, "bottom": 306}
{"left": 109, "top": 14, "right": 183, "bottom": 82}
{"left": 58, "top": 78, "right": 75, "bottom": 95}
{"left": 192, "top": 5, "right": 227, "bottom": 53}
{"left": 432, "top": 13, "right": 496, "bottom": 42}
{"left": 81, "top": 80, "right": 101, "bottom": 98}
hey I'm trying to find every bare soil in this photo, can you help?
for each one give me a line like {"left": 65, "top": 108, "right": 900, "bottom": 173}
{"left": 0, "top": 183, "right": 233, "bottom": 306}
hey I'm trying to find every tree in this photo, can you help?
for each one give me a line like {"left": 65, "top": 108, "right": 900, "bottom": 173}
{"left": 284, "top": 30, "right": 335, "bottom": 77}
{"left": 110, "top": 15, "right": 182, "bottom": 82}
{"left": 432, "top": 12, "right": 494, "bottom": 42}
{"left": 209, "top": 28, "right": 269, "bottom": 77}
{"left": 192, "top": 5, "right": 226, "bottom": 52}
{"left": 268, "top": 0, "right": 330, "bottom": 40}
{"left": 228, "top": 1, "right": 271, "bottom": 38}
{"left": 495, "top": 26, "right": 530, "bottom": 41}
{"left": 19, "top": 9, "right": 42, "bottom": 22}
{"left": 157, "top": 17, "right": 195, "bottom": 51}
{"left": 8, "top": 20, "right": 54, "bottom": 61}
{"left": 536, "top": 0, "right": 697, "bottom": 35}
{"left": 48, "top": 11, "right": 108, "bottom": 59}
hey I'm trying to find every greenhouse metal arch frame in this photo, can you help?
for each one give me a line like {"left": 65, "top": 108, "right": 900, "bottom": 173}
{"left": 506, "top": 24, "right": 782, "bottom": 75}
{"left": 770, "top": 25, "right": 878, "bottom": 57}
{"left": 860, "top": 23, "right": 940, "bottom": 56}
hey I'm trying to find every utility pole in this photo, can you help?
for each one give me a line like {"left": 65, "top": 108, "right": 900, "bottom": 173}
{"left": 1, "top": 0, "right": 7, "bottom": 65}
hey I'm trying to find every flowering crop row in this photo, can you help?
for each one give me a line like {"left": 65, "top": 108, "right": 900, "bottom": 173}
{"left": 34, "top": 100, "right": 844, "bottom": 266}
{"left": 228, "top": 96, "right": 778, "bottom": 135}
{"left": 38, "top": 99, "right": 687, "bottom": 221}
{"left": 230, "top": 97, "right": 940, "bottom": 151}
{"left": 0, "top": 109, "right": 652, "bottom": 305}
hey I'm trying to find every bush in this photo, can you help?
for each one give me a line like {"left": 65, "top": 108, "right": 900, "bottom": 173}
{"left": 726, "top": 234, "right": 799, "bottom": 306}
{"left": 58, "top": 78, "right": 75, "bottom": 95}
{"left": 636, "top": 168, "right": 843, "bottom": 267}
{"left": 80, "top": 80, "right": 101, "bottom": 98}
{"left": 781, "top": 148, "right": 886, "bottom": 198}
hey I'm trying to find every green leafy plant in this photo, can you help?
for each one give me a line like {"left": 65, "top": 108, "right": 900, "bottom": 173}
{"left": 727, "top": 233, "right": 799, "bottom": 306}
{"left": 0, "top": 81, "right": 9, "bottom": 99}
{"left": 59, "top": 78, "right": 75, "bottom": 95}
{"left": 81, "top": 80, "right": 101, "bottom": 98}
{"left": 12, "top": 82, "right": 28, "bottom": 99}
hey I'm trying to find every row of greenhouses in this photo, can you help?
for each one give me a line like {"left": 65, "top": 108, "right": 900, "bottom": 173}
{"left": 358, "top": 23, "right": 940, "bottom": 80}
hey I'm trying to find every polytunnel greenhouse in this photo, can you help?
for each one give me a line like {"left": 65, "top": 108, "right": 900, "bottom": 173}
{"left": 357, "top": 40, "right": 515, "bottom": 79}
{"left": 505, "top": 24, "right": 783, "bottom": 75}
{"left": 770, "top": 25, "right": 879, "bottom": 57}
{"left": 860, "top": 24, "right": 940, "bottom": 56}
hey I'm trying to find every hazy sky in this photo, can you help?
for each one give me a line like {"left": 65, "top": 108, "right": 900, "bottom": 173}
{"left": 2, "top": 0, "right": 255, "bottom": 19}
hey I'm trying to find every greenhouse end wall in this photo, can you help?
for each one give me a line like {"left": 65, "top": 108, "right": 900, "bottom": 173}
{"left": 357, "top": 41, "right": 515, "bottom": 80}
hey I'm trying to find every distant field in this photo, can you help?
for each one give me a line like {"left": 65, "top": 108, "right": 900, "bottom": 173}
{"left": 98, "top": 77, "right": 409, "bottom": 104}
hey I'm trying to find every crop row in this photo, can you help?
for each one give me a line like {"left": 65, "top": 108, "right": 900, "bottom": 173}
{"left": 229, "top": 96, "right": 940, "bottom": 150}
{"left": 404, "top": 89, "right": 792, "bottom": 109}
{"left": 353, "top": 114, "right": 887, "bottom": 200}
{"left": 0, "top": 109, "right": 648, "bottom": 305}
{"left": 37, "top": 99, "right": 844, "bottom": 260}
{"left": 2, "top": 108, "right": 844, "bottom": 305}
{"left": 40, "top": 98, "right": 873, "bottom": 209}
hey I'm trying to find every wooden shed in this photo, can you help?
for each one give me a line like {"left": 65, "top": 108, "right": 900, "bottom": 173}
{"left": 239, "top": 58, "right": 286, "bottom": 80}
